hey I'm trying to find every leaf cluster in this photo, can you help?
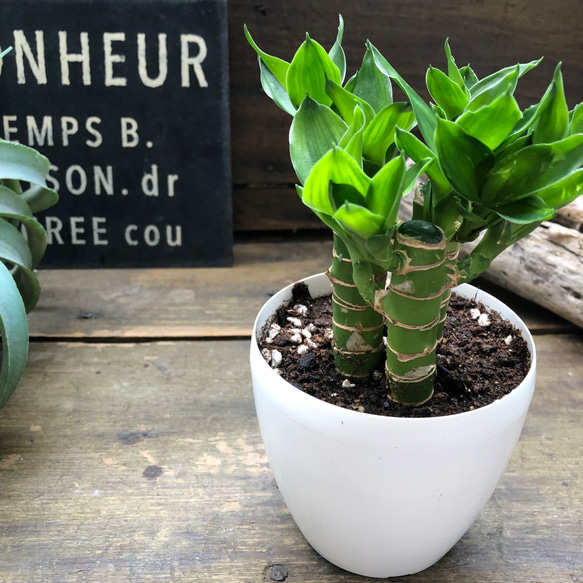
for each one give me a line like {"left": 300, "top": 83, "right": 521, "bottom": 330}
{"left": 246, "top": 19, "right": 583, "bottom": 280}
{"left": 246, "top": 19, "right": 427, "bottom": 268}
{"left": 0, "top": 134, "right": 58, "bottom": 407}
{"left": 383, "top": 42, "right": 583, "bottom": 277}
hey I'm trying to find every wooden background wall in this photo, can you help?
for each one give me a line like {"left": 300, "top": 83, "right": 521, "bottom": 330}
{"left": 227, "top": 0, "right": 583, "bottom": 233}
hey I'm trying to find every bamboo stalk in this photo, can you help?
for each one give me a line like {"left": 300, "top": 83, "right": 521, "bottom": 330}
{"left": 399, "top": 195, "right": 583, "bottom": 328}
{"left": 328, "top": 235, "right": 385, "bottom": 380}
{"left": 378, "top": 220, "right": 450, "bottom": 405}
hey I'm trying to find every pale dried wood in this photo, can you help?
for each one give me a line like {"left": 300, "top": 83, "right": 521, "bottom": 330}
{"left": 555, "top": 198, "right": 583, "bottom": 231}
{"left": 0, "top": 335, "right": 581, "bottom": 582}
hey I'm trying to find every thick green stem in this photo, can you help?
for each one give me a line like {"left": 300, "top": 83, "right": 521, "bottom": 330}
{"left": 457, "top": 220, "right": 540, "bottom": 284}
{"left": 378, "top": 220, "right": 450, "bottom": 405}
{"left": 327, "top": 234, "right": 385, "bottom": 380}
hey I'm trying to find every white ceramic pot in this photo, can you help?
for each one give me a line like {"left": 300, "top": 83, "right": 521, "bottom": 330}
{"left": 250, "top": 273, "right": 536, "bottom": 578}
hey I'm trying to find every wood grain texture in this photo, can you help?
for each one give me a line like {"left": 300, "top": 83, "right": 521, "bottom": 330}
{"left": 555, "top": 199, "right": 583, "bottom": 231}
{"left": 233, "top": 187, "right": 321, "bottom": 232}
{"left": 0, "top": 335, "right": 581, "bottom": 582}
{"left": 28, "top": 238, "right": 334, "bottom": 340}
{"left": 28, "top": 238, "right": 577, "bottom": 340}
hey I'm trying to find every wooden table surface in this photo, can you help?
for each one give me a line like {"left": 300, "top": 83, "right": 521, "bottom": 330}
{"left": 1, "top": 235, "right": 581, "bottom": 583}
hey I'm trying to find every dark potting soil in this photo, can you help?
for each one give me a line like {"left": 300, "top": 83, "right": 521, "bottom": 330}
{"left": 258, "top": 283, "right": 531, "bottom": 418}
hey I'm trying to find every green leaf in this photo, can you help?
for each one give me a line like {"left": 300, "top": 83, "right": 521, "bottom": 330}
{"left": 364, "top": 232, "right": 396, "bottom": 265}
{"left": 469, "top": 59, "right": 541, "bottom": 101}
{"left": 339, "top": 105, "right": 365, "bottom": 163}
{"left": 494, "top": 195, "right": 555, "bottom": 224}
{"left": 466, "top": 66, "right": 519, "bottom": 114}
{"left": 346, "top": 45, "right": 393, "bottom": 113}
{"left": 325, "top": 77, "right": 375, "bottom": 125}
{"left": 434, "top": 118, "right": 495, "bottom": 202}
{"left": 426, "top": 66, "right": 469, "bottom": 119}
{"left": 0, "top": 139, "right": 52, "bottom": 186}
{"left": 456, "top": 200, "right": 489, "bottom": 228}
{"left": 21, "top": 183, "right": 59, "bottom": 214}
{"left": 459, "top": 64, "right": 479, "bottom": 90}
{"left": 11, "top": 265, "right": 42, "bottom": 314}
{"left": 1, "top": 179, "right": 21, "bottom": 193}
{"left": 444, "top": 39, "right": 467, "bottom": 92}
{"left": 457, "top": 220, "right": 512, "bottom": 281}
{"left": 289, "top": 96, "right": 348, "bottom": 184}
{"left": 0, "top": 261, "right": 29, "bottom": 408}
{"left": 536, "top": 168, "right": 583, "bottom": 209}
{"left": 0, "top": 218, "right": 40, "bottom": 313}
{"left": 0, "top": 142, "right": 58, "bottom": 215}
{"left": 257, "top": 58, "right": 296, "bottom": 116}
{"left": 395, "top": 128, "right": 451, "bottom": 200}
{"left": 481, "top": 134, "right": 583, "bottom": 204}
{"left": 298, "top": 182, "right": 347, "bottom": 239}
{"left": 286, "top": 34, "right": 342, "bottom": 109}
{"left": 457, "top": 92, "right": 522, "bottom": 150}
{"left": 0, "top": 218, "right": 33, "bottom": 270}
{"left": 244, "top": 25, "right": 290, "bottom": 89}
{"left": 328, "top": 15, "right": 346, "bottom": 83}
{"left": 432, "top": 195, "right": 464, "bottom": 240}
{"left": 494, "top": 134, "right": 531, "bottom": 163}
{"left": 362, "top": 102, "right": 414, "bottom": 166}
{"left": 302, "top": 148, "right": 371, "bottom": 215}
{"left": 330, "top": 182, "right": 367, "bottom": 210}
{"left": 402, "top": 158, "right": 433, "bottom": 201}
{"left": 570, "top": 102, "right": 583, "bottom": 135}
{"left": 496, "top": 104, "right": 538, "bottom": 151}
{"left": 0, "top": 186, "right": 47, "bottom": 267}
{"left": 368, "top": 42, "right": 438, "bottom": 151}
{"left": 0, "top": 185, "right": 34, "bottom": 218}
{"left": 366, "top": 155, "right": 405, "bottom": 222}
{"left": 333, "top": 202, "right": 385, "bottom": 238}
{"left": 532, "top": 63, "right": 569, "bottom": 144}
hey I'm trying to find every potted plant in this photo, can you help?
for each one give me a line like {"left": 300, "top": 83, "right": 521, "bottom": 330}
{"left": 245, "top": 19, "right": 582, "bottom": 577}
{"left": 0, "top": 47, "right": 59, "bottom": 408}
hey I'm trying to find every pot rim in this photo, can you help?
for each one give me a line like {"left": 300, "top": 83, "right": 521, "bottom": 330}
{"left": 251, "top": 272, "right": 537, "bottom": 429}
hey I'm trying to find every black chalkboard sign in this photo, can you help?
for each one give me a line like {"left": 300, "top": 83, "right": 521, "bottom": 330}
{"left": 0, "top": 0, "right": 233, "bottom": 267}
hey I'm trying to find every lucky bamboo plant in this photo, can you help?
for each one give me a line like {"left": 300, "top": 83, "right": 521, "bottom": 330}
{"left": 0, "top": 47, "right": 59, "bottom": 408}
{"left": 246, "top": 18, "right": 583, "bottom": 406}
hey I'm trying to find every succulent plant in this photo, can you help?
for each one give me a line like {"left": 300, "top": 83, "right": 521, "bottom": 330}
{"left": 0, "top": 47, "right": 59, "bottom": 407}
{"left": 247, "top": 19, "right": 582, "bottom": 405}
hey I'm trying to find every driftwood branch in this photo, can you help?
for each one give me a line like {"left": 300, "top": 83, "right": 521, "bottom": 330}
{"left": 554, "top": 198, "right": 583, "bottom": 232}
{"left": 399, "top": 197, "right": 583, "bottom": 328}
{"left": 468, "top": 221, "right": 583, "bottom": 328}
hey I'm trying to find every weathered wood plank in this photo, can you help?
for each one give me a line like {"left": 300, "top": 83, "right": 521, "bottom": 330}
{"left": 28, "top": 238, "right": 334, "bottom": 340}
{"left": 0, "top": 335, "right": 581, "bottom": 582}
{"left": 28, "top": 239, "right": 576, "bottom": 340}
{"left": 0, "top": 341, "right": 269, "bottom": 582}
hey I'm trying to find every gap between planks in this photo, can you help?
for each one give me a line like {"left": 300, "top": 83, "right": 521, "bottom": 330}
{"left": 28, "top": 334, "right": 251, "bottom": 344}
